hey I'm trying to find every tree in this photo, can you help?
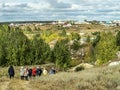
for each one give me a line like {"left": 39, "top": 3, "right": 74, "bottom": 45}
{"left": 5, "top": 28, "right": 30, "bottom": 65}
{"left": 0, "top": 25, "right": 30, "bottom": 66}
{"left": 84, "top": 32, "right": 100, "bottom": 63}
{"left": 0, "top": 24, "right": 52, "bottom": 66}
{"left": 116, "top": 31, "right": 120, "bottom": 49}
{"left": 53, "top": 39, "right": 71, "bottom": 70}
{"left": 71, "top": 33, "right": 81, "bottom": 41}
{"left": 59, "top": 29, "right": 67, "bottom": 37}
{"left": 71, "top": 40, "right": 81, "bottom": 50}
{"left": 92, "top": 32, "right": 100, "bottom": 47}
{"left": 0, "top": 24, "right": 12, "bottom": 66}
{"left": 30, "top": 35, "right": 51, "bottom": 64}
{"left": 95, "top": 32, "right": 118, "bottom": 65}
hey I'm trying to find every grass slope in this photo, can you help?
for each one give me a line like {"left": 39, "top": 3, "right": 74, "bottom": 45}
{"left": 0, "top": 65, "right": 120, "bottom": 90}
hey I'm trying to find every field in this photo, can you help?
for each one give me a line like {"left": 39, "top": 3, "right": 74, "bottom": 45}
{"left": 0, "top": 65, "right": 120, "bottom": 90}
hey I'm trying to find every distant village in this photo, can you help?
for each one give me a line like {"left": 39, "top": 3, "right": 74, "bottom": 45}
{"left": 7, "top": 20, "right": 120, "bottom": 51}
{"left": 8, "top": 20, "right": 120, "bottom": 27}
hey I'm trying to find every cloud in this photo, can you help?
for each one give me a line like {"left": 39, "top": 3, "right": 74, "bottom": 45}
{"left": 45, "top": 0, "right": 71, "bottom": 8}
{"left": 0, "top": 0, "right": 120, "bottom": 22}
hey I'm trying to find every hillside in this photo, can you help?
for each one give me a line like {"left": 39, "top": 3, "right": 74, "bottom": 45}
{"left": 0, "top": 23, "right": 120, "bottom": 67}
{"left": 0, "top": 65, "right": 120, "bottom": 90}
{"left": 0, "top": 23, "right": 120, "bottom": 90}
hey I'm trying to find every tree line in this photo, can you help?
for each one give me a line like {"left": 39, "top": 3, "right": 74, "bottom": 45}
{"left": 0, "top": 24, "right": 120, "bottom": 69}
{"left": 0, "top": 24, "right": 71, "bottom": 70}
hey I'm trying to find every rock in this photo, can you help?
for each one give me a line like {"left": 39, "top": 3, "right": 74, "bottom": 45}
{"left": 116, "top": 86, "right": 120, "bottom": 90}
{"left": 109, "top": 61, "right": 120, "bottom": 66}
{"left": 68, "top": 63, "right": 94, "bottom": 72}
{"left": 80, "top": 63, "right": 94, "bottom": 69}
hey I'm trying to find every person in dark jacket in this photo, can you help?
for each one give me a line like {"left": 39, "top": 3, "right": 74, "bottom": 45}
{"left": 36, "top": 67, "right": 42, "bottom": 77}
{"left": 28, "top": 67, "right": 32, "bottom": 78}
{"left": 49, "top": 67, "right": 56, "bottom": 74}
{"left": 8, "top": 66, "right": 15, "bottom": 79}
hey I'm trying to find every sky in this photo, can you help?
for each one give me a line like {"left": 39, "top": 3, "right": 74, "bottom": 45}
{"left": 0, "top": 0, "right": 120, "bottom": 22}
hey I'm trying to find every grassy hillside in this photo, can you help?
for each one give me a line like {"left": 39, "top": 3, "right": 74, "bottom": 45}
{"left": 0, "top": 65, "right": 120, "bottom": 90}
{"left": 0, "top": 23, "right": 120, "bottom": 90}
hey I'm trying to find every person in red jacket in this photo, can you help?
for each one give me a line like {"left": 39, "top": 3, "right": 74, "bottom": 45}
{"left": 32, "top": 67, "right": 36, "bottom": 77}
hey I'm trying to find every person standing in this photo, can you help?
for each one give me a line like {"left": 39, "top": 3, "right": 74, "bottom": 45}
{"left": 36, "top": 66, "right": 42, "bottom": 77}
{"left": 28, "top": 67, "right": 32, "bottom": 78}
{"left": 20, "top": 66, "right": 24, "bottom": 80}
{"left": 43, "top": 68, "right": 48, "bottom": 75}
{"left": 8, "top": 66, "right": 15, "bottom": 79}
{"left": 24, "top": 68, "right": 29, "bottom": 81}
{"left": 49, "top": 67, "right": 56, "bottom": 74}
{"left": 32, "top": 67, "right": 36, "bottom": 77}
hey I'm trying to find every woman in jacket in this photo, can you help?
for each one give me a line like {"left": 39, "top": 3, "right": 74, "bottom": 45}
{"left": 8, "top": 66, "right": 15, "bottom": 79}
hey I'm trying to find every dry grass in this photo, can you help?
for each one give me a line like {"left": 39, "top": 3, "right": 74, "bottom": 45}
{"left": 0, "top": 65, "right": 120, "bottom": 90}
{"left": 29, "top": 65, "right": 120, "bottom": 90}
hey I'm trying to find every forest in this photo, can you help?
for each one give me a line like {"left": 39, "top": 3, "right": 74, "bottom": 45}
{"left": 0, "top": 24, "right": 120, "bottom": 70}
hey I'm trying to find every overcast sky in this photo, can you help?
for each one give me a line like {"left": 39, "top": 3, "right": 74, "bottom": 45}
{"left": 0, "top": 0, "right": 120, "bottom": 22}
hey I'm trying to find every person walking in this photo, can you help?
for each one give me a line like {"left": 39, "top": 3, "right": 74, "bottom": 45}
{"left": 32, "top": 67, "right": 36, "bottom": 77}
{"left": 36, "top": 66, "right": 42, "bottom": 77}
{"left": 28, "top": 67, "right": 32, "bottom": 78}
{"left": 8, "top": 66, "right": 15, "bottom": 79}
{"left": 49, "top": 67, "right": 56, "bottom": 74}
{"left": 24, "top": 68, "right": 29, "bottom": 81}
{"left": 43, "top": 68, "right": 48, "bottom": 75}
{"left": 20, "top": 66, "right": 24, "bottom": 80}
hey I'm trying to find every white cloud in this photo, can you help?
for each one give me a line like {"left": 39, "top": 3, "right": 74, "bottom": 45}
{"left": 0, "top": 0, "right": 120, "bottom": 22}
{"left": 27, "top": 3, "right": 50, "bottom": 10}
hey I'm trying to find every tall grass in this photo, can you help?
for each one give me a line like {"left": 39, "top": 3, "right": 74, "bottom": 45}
{"left": 0, "top": 65, "right": 120, "bottom": 90}
{"left": 29, "top": 65, "right": 120, "bottom": 90}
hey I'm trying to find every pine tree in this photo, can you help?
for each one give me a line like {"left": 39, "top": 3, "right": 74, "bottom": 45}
{"left": 30, "top": 35, "right": 51, "bottom": 64}
{"left": 95, "top": 32, "right": 118, "bottom": 65}
{"left": 53, "top": 39, "right": 71, "bottom": 70}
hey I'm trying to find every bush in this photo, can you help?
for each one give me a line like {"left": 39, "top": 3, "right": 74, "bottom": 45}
{"left": 69, "top": 59, "right": 81, "bottom": 67}
{"left": 87, "top": 27, "right": 91, "bottom": 29}
{"left": 75, "top": 66, "right": 85, "bottom": 72}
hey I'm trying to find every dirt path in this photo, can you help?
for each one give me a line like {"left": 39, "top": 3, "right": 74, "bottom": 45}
{"left": 0, "top": 81, "right": 10, "bottom": 90}
{"left": 20, "top": 80, "right": 33, "bottom": 90}
{"left": 0, "top": 79, "right": 33, "bottom": 90}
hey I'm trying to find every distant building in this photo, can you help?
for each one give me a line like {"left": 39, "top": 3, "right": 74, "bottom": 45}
{"left": 9, "top": 23, "right": 14, "bottom": 26}
{"left": 63, "top": 23, "right": 72, "bottom": 27}
{"left": 113, "top": 20, "right": 120, "bottom": 26}
{"left": 58, "top": 20, "right": 65, "bottom": 25}
{"left": 52, "top": 22, "right": 56, "bottom": 25}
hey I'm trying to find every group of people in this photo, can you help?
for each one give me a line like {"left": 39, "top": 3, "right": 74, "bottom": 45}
{"left": 8, "top": 65, "right": 56, "bottom": 80}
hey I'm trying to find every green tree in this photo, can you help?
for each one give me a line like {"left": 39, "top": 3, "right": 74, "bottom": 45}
{"left": 6, "top": 28, "right": 30, "bottom": 65}
{"left": 30, "top": 35, "right": 51, "bottom": 64}
{"left": 59, "top": 29, "right": 67, "bottom": 37}
{"left": 71, "top": 33, "right": 80, "bottom": 40}
{"left": 92, "top": 33, "right": 100, "bottom": 47}
{"left": 116, "top": 31, "right": 120, "bottom": 50}
{"left": 0, "top": 25, "right": 30, "bottom": 66}
{"left": 71, "top": 40, "right": 81, "bottom": 50}
{"left": 53, "top": 39, "right": 71, "bottom": 70}
{"left": 0, "top": 24, "right": 12, "bottom": 66}
{"left": 95, "top": 32, "right": 118, "bottom": 65}
{"left": 0, "top": 24, "right": 52, "bottom": 66}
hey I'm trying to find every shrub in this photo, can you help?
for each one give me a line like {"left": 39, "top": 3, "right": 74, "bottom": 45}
{"left": 69, "top": 59, "right": 81, "bottom": 67}
{"left": 87, "top": 27, "right": 91, "bottom": 29}
{"left": 75, "top": 66, "right": 85, "bottom": 72}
